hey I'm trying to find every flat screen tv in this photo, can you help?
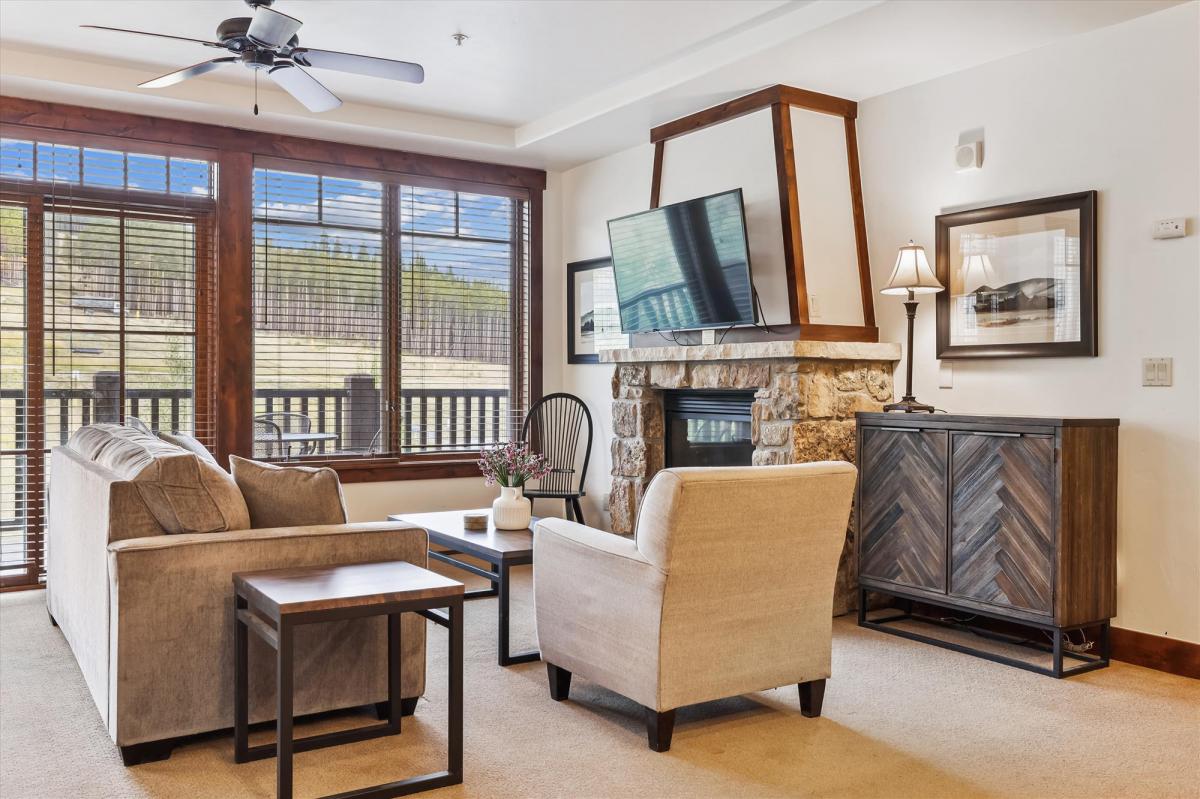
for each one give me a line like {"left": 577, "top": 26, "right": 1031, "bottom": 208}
{"left": 607, "top": 188, "right": 756, "bottom": 333}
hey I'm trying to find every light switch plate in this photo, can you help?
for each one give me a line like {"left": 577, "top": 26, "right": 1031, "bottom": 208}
{"left": 1153, "top": 218, "right": 1187, "bottom": 239}
{"left": 1142, "top": 357, "right": 1173, "bottom": 386}
{"left": 938, "top": 362, "right": 954, "bottom": 389}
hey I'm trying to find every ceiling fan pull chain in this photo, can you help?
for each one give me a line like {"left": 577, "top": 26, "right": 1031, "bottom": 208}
{"left": 253, "top": 70, "right": 259, "bottom": 116}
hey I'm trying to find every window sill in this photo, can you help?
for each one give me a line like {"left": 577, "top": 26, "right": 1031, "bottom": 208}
{"left": 288, "top": 457, "right": 483, "bottom": 484}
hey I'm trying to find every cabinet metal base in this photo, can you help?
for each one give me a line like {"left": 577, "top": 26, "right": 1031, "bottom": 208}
{"left": 858, "top": 588, "right": 1110, "bottom": 678}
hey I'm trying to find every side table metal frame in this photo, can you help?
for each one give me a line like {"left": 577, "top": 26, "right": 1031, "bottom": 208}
{"left": 233, "top": 589, "right": 464, "bottom": 799}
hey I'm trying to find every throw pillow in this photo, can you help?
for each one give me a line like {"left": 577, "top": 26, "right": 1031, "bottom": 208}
{"left": 229, "top": 455, "right": 348, "bottom": 529}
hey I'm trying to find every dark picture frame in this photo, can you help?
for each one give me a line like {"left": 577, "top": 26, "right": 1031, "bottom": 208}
{"left": 567, "top": 257, "right": 627, "bottom": 364}
{"left": 935, "top": 190, "right": 1097, "bottom": 359}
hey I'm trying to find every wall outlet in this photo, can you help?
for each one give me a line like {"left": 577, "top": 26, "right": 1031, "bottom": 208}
{"left": 1152, "top": 218, "right": 1187, "bottom": 239}
{"left": 1142, "top": 357, "right": 1173, "bottom": 386}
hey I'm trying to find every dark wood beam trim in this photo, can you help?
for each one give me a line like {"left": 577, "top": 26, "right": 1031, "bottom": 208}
{"left": 214, "top": 150, "right": 254, "bottom": 465}
{"left": 651, "top": 86, "right": 782, "bottom": 143}
{"left": 1111, "top": 627, "right": 1200, "bottom": 679}
{"left": 844, "top": 116, "right": 875, "bottom": 327}
{"left": 24, "top": 195, "right": 44, "bottom": 584}
{"left": 326, "top": 459, "right": 482, "bottom": 483}
{"left": 771, "top": 102, "right": 807, "bottom": 324}
{"left": 795, "top": 323, "right": 878, "bottom": 343}
{"left": 649, "top": 84, "right": 857, "bottom": 144}
{"left": 528, "top": 191, "right": 544, "bottom": 409}
{"left": 0, "top": 96, "right": 546, "bottom": 192}
{"left": 649, "top": 140, "right": 665, "bottom": 209}
{"left": 778, "top": 86, "right": 858, "bottom": 119}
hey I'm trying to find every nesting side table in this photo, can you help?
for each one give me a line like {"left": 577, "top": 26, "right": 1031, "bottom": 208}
{"left": 233, "top": 560, "right": 464, "bottom": 799}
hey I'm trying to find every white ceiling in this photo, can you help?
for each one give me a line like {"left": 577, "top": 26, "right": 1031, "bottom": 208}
{"left": 0, "top": 0, "right": 1184, "bottom": 170}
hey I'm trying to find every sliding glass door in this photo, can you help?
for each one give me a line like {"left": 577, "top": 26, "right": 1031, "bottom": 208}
{"left": 0, "top": 136, "right": 215, "bottom": 588}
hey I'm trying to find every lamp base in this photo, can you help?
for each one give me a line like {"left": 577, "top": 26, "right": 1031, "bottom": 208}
{"left": 883, "top": 398, "right": 937, "bottom": 413}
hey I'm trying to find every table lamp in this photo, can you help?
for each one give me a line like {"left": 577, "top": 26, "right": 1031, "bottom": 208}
{"left": 880, "top": 240, "right": 944, "bottom": 413}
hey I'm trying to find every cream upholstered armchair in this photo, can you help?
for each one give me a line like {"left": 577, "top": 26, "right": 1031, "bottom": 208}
{"left": 533, "top": 462, "right": 857, "bottom": 751}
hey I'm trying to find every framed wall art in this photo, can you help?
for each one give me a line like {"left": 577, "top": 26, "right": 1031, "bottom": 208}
{"left": 567, "top": 257, "right": 628, "bottom": 364}
{"left": 935, "top": 191, "right": 1097, "bottom": 358}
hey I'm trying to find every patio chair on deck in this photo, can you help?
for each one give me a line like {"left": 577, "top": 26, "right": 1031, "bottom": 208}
{"left": 256, "top": 412, "right": 314, "bottom": 458}
{"left": 253, "top": 417, "right": 285, "bottom": 460}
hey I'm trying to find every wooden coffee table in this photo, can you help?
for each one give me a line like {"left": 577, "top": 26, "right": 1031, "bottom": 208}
{"left": 389, "top": 509, "right": 539, "bottom": 667}
{"left": 233, "top": 560, "right": 464, "bottom": 799}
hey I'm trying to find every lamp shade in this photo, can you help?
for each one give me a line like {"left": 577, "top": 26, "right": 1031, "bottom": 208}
{"left": 881, "top": 240, "right": 944, "bottom": 295}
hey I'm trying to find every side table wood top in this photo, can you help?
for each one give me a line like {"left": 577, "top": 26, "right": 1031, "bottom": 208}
{"left": 234, "top": 560, "right": 464, "bottom": 619}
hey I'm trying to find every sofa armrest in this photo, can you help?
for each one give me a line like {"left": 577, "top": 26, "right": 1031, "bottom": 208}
{"left": 533, "top": 518, "right": 666, "bottom": 709}
{"left": 104, "top": 521, "right": 430, "bottom": 745}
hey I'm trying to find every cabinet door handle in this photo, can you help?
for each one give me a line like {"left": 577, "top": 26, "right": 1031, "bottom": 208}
{"left": 964, "top": 431, "right": 1022, "bottom": 438}
{"left": 878, "top": 426, "right": 922, "bottom": 433}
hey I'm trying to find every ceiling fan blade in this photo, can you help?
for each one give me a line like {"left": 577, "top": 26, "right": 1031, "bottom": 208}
{"left": 290, "top": 48, "right": 424, "bottom": 84}
{"left": 268, "top": 64, "right": 341, "bottom": 113}
{"left": 247, "top": 5, "right": 303, "bottom": 48}
{"left": 81, "top": 25, "right": 222, "bottom": 48}
{"left": 139, "top": 57, "right": 237, "bottom": 89}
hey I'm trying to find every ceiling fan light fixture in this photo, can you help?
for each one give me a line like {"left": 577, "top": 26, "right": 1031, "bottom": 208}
{"left": 82, "top": 0, "right": 425, "bottom": 113}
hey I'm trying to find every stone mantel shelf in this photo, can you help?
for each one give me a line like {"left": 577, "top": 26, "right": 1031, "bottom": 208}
{"left": 600, "top": 340, "right": 901, "bottom": 364}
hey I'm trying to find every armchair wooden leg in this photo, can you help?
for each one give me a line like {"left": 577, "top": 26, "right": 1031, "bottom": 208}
{"left": 646, "top": 708, "right": 676, "bottom": 752}
{"left": 799, "top": 679, "right": 826, "bottom": 718}
{"left": 547, "top": 663, "right": 572, "bottom": 701}
{"left": 570, "top": 497, "right": 585, "bottom": 526}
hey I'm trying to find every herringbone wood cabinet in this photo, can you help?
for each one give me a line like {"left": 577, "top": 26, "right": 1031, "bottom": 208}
{"left": 856, "top": 413, "right": 1118, "bottom": 629}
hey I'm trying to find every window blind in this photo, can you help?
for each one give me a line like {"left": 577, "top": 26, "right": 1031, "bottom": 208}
{"left": 0, "top": 135, "right": 215, "bottom": 589}
{"left": 252, "top": 164, "right": 532, "bottom": 462}
{"left": 252, "top": 168, "right": 386, "bottom": 459}
{"left": 398, "top": 187, "right": 528, "bottom": 452}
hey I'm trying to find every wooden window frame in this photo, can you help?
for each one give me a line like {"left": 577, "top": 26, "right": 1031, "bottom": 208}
{"left": 2, "top": 97, "right": 546, "bottom": 483}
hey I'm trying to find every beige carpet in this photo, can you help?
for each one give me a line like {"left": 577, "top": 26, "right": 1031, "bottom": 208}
{"left": 2, "top": 566, "right": 1198, "bottom": 799}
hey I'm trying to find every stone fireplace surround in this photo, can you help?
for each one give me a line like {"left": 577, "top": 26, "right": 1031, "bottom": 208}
{"left": 601, "top": 340, "right": 901, "bottom": 615}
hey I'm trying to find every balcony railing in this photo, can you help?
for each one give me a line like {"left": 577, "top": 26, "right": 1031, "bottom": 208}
{"left": 1, "top": 380, "right": 510, "bottom": 454}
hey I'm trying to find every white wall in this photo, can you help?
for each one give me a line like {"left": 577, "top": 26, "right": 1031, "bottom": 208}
{"left": 792, "top": 107, "right": 864, "bottom": 326}
{"left": 857, "top": 2, "right": 1199, "bottom": 643}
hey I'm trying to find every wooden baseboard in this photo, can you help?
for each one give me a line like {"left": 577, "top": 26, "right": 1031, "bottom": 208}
{"left": 1111, "top": 627, "right": 1200, "bottom": 679}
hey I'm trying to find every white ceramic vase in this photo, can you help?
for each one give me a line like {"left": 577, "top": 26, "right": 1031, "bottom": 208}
{"left": 492, "top": 485, "right": 532, "bottom": 530}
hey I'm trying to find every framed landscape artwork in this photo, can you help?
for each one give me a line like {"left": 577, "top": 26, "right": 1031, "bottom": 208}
{"left": 935, "top": 191, "right": 1097, "bottom": 358}
{"left": 567, "top": 257, "right": 628, "bottom": 364}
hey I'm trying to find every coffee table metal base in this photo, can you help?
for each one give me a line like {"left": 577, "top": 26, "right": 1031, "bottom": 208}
{"left": 234, "top": 593, "right": 463, "bottom": 799}
{"left": 426, "top": 549, "right": 539, "bottom": 666}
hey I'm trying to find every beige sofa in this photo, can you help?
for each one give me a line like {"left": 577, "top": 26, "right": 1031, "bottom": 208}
{"left": 534, "top": 462, "right": 857, "bottom": 751}
{"left": 45, "top": 425, "right": 428, "bottom": 765}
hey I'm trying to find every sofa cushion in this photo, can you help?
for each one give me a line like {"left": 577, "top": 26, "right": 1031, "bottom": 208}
{"left": 230, "top": 455, "right": 348, "bottom": 529}
{"left": 157, "top": 431, "right": 220, "bottom": 466}
{"left": 67, "top": 424, "right": 251, "bottom": 534}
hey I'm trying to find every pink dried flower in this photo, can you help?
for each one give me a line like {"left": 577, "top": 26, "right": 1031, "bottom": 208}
{"left": 478, "top": 441, "right": 552, "bottom": 487}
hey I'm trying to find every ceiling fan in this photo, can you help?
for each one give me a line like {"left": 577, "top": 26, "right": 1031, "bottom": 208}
{"left": 82, "top": 0, "right": 424, "bottom": 114}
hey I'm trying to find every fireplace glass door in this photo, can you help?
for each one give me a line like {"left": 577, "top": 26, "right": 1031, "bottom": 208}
{"left": 664, "top": 390, "right": 755, "bottom": 468}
